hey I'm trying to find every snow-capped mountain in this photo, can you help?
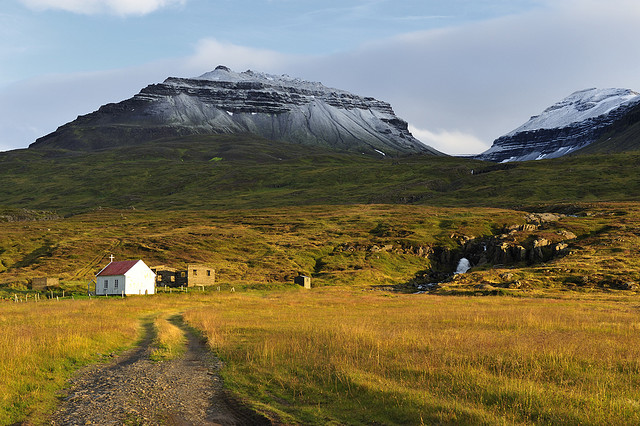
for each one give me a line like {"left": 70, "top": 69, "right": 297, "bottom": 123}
{"left": 476, "top": 88, "right": 640, "bottom": 162}
{"left": 31, "top": 66, "right": 441, "bottom": 156}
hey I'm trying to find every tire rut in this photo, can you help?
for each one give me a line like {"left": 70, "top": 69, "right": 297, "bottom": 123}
{"left": 47, "top": 314, "right": 271, "bottom": 425}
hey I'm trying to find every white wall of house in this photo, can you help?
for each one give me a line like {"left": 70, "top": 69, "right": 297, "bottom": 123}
{"left": 96, "top": 260, "right": 156, "bottom": 296}
{"left": 124, "top": 261, "right": 156, "bottom": 295}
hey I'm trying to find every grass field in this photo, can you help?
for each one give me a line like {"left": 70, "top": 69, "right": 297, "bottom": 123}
{"left": 2, "top": 290, "right": 639, "bottom": 424}
{"left": 185, "top": 289, "right": 640, "bottom": 424}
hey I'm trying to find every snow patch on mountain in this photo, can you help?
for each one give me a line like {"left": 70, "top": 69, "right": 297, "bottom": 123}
{"left": 507, "top": 88, "right": 640, "bottom": 136}
{"left": 194, "top": 65, "right": 348, "bottom": 95}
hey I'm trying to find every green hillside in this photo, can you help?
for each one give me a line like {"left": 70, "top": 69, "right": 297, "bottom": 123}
{"left": 3, "top": 134, "right": 640, "bottom": 215}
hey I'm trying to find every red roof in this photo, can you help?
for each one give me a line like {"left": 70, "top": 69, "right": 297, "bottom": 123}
{"left": 97, "top": 260, "right": 139, "bottom": 277}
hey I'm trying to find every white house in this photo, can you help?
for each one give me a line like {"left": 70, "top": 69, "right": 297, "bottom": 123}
{"left": 95, "top": 259, "right": 156, "bottom": 296}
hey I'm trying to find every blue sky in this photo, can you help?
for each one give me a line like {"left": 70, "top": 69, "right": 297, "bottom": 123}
{"left": 1, "top": 0, "right": 640, "bottom": 154}
{"left": 1, "top": 0, "right": 542, "bottom": 85}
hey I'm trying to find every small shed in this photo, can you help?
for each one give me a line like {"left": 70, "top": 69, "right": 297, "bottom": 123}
{"left": 96, "top": 260, "right": 156, "bottom": 296}
{"left": 294, "top": 275, "right": 312, "bottom": 289}
{"left": 31, "top": 277, "right": 59, "bottom": 290}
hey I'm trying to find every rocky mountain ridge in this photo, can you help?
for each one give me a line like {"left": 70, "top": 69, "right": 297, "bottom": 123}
{"left": 476, "top": 88, "right": 640, "bottom": 162}
{"left": 31, "top": 66, "right": 440, "bottom": 156}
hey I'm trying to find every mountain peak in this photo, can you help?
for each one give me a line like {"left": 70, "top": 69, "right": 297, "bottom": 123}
{"left": 476, "top": 87, "right": 640, "bottom": 162}
{"left": 31, "top": 68, "right": 441, "bottom": 156}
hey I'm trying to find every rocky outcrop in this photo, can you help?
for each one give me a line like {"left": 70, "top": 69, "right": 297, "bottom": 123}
{"left": 30, "top": 66, "right": 441, "bottom": 157}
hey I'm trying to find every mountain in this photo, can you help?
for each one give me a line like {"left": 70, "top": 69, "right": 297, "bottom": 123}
{"left": 476, "top": 88, "right": 640, "bottom": 162}
{"left": 30, "top": 65, "right": 441, "bottom": 157}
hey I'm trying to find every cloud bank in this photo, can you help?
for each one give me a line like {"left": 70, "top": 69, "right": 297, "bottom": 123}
{"left": 19, "top": 0, "right": 186, "bottom": 16}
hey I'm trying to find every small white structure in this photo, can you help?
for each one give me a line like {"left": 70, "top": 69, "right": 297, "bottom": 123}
{"left": 95, "top": 259, "right": 156, "bottom": 296}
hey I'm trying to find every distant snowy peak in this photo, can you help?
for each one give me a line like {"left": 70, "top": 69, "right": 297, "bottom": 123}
{"left": 507, "top": 88, "right": 640, "bottom": 136}
{"left": 476, "top": 88, "right": 640, "bottom": 163}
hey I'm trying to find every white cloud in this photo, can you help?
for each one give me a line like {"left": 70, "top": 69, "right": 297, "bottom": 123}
{"left": 19, "top": 0, "right": 186, "bottom": 16}
{"left": 409, "top": 125, "right": 490, "bottom": 156}
{"left": 185, "top": 39, "right": 296, "bottom": 76}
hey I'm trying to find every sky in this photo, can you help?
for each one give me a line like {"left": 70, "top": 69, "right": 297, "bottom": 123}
{"left": 1, "top": 0, "right": 640, "bottom": 154}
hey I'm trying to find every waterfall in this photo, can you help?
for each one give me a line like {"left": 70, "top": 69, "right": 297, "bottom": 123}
{"left": 455, "top": 258, "right": 471, "bottom": 274}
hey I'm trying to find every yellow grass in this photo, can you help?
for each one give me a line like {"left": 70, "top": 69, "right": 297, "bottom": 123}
{"left": 0, "top": 298, "right": 141, "bottom": 424}
{"left": 184, "top": 289, "right": 640, "bottom": 424}
{"left": 0, "top": 294, "right": 206, "bottom": 424}
{"left": 2, "top": 290, "right": 640, "bottom": 424}
{"left": 150, "top": 313, "right": 187, "bottom": 361}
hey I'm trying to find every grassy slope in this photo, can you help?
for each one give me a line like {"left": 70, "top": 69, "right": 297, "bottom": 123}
{"left": 2, "top": 203, "right": 640, "bottom": 297}
{"left": 3, "top": 134, "right": 640, "bottom": 215}
{"left": 0, "top": 205, "right": 523, "bottom": 289}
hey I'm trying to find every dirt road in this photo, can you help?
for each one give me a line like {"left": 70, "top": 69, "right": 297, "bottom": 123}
{"left": 48, "top": 317, "right": 270, "bottom": 425}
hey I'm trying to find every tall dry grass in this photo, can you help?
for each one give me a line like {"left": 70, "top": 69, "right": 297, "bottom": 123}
{"left": 0, "top": 293, "right": 206, "bottom": 424}
{"left": 184, "top": 290, "right": 640, "bottom": 425}
{"left": 150, "top": 313, "right": 187, "bottom": 361}
{"left": 0, "top": 298, "right": 141, "bottom": 424}
{"left": 2, "top": 290, "right": 639, "bottom": 425}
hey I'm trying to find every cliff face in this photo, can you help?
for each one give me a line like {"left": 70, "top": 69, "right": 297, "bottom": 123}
{"left": 31, "top": 66, "right": 441, "bottom": 156}
{"left": 476, "top": 88, "right": 640, "bottom": 162}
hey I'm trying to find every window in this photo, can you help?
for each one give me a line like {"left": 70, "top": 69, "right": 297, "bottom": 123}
{"left": 181, "top": 272, "right": 185, "bottom": 277}
{"left": 157, "top": 275, "right": 162, "bottom": 282}
{"left": 114, "top": 279, "right": 119, "bottom": 289}
{"left": 104, "top": 279, "right": 108, "bottom": 289}
{"left": 171, "top": 276, "right": 175, "bottom": 282}
{"left": 193, "top": 269, "right": 198, "bottom": 276}
{"left": 206, "top": 270, "right": 211, "bottom": 276}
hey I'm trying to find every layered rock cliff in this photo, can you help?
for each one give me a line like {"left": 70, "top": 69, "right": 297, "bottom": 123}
{"left": 30, "top": 66, "right": 441, "bottom": 156}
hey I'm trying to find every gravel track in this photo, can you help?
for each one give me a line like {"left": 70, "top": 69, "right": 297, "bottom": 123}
{"left": 47, "top": 316, "right": 271, "bottom": 425}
